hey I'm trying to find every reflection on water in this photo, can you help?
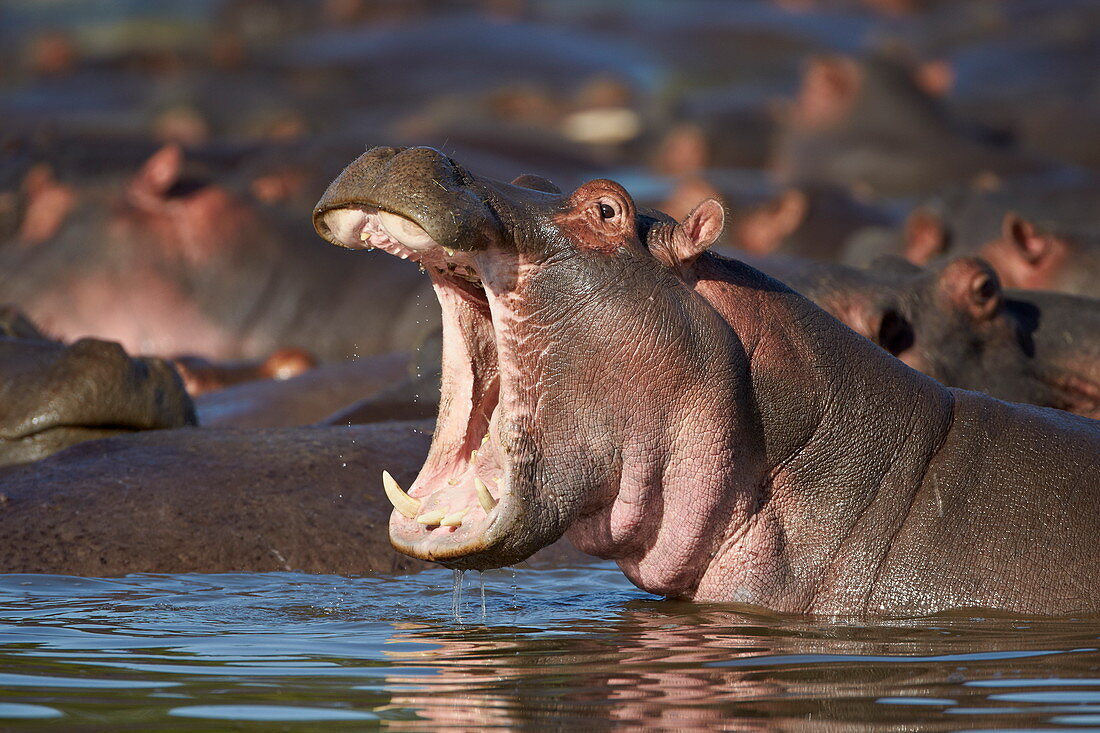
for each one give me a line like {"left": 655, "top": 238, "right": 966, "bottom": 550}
{"left": 2, "top": 562, "right": 1100, "bottom": 729}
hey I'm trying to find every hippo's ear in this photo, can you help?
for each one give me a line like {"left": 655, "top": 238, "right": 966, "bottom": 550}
{"left": 1002, "top": 213, "right": 1052, "bottom": 265}
{"left": 511, "top": 174, "right": 561, "bottom": 194}
{"left": 18, "top": 164, "right": 76, "bottom": 244}
{"left": 796, "top": 56, "right": 862, "bottom": 127}
{"left": 736, "top": 189, "right": 806, "bottom": 255}
{"left": 904, "top": 208, "right": 947, "bottom": 265}
{"left": 667, "top": 198, "right": 725, "bottom": 266}
{"left": 131, "top": 144, "right": 183, "bottom": 198}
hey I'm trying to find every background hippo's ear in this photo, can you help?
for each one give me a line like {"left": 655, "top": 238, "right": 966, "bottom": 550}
{"left": 736, "top": 188, "right": 806, "bottom": 255}
{"left": 903, "top": 208, "right": 947, "bottom": 265}
{"left": 18, "top": 164, "right": 76, "bottom": 244}
{"left": 1002, "top": 212, "right": 1053, "bottom": 266}
{"left": 510, "top": 174, "right": 561, "bottom": 194}
{"left": 130, "top": 144, "right": 183, "bottom": 199}
{"left": 794, "top": 55, "right": 862, "bottom": 127}
{"left": 669, "top": 198, "right": 725, "bottom": 266}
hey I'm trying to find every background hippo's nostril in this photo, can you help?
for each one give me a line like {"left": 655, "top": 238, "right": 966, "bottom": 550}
{"left": 877, "top": 310, "right": 914, "bottom": 356}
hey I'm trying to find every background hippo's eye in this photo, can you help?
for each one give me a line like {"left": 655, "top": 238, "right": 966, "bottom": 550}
{"left": 598, "top": 203, "right": 616, "bottom": 219}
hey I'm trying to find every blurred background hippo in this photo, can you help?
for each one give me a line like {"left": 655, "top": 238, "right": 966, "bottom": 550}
{"left": 0, "top": 305, "right": 195, "bottom": 466}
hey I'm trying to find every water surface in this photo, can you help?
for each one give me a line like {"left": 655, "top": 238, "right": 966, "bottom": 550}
{"left": 2, "top": 561, "right": 1100, "bottom": 730}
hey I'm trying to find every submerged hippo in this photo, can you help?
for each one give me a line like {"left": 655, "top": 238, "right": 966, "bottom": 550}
{"left": 0, "top": 305, "right": 195, "bottom": 466}
{"left": 0, "top": 422, "right": 432, "bottom": 575}
{"left": 315, "top": 147, "right": 1100, "bottom": 616}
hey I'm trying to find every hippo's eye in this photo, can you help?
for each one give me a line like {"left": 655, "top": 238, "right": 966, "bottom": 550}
{"left": 598, "top": 203, "right": 616, "bottom": 219}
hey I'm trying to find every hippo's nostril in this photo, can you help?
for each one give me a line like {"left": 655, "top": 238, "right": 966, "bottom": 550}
{"left": 877, "top": 310, "right": 915, "bottom": 356}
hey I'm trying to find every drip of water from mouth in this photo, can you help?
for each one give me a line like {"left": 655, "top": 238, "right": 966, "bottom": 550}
{"left": 452, "top": 568, "right": 464, "bottom": 621}
{"left": 479, "top": 570, "right": 486, "bottom": 622}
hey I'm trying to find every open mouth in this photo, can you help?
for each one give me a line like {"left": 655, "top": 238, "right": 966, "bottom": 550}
{"left": 316, "top": 203, "right": 523, "bottom": 567}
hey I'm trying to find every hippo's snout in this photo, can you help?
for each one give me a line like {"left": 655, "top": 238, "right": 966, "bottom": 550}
{"left": 313, "top": 146, "right": 504, "bottom": 259}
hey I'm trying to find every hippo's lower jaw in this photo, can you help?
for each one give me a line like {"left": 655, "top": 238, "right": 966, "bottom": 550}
{"left": 317, "top": 202, "right": 552, "bottom": 570}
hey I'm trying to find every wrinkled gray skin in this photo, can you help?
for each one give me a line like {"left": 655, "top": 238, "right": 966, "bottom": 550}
{"left": 315, "top": 146, "right": 1100, "bottom": 616}
{"left": 0, "top": 306, "right": 196, "bottom": 466}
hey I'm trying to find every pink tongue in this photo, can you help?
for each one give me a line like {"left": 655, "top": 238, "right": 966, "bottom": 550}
{"left": 378, "top": 211, "right": 439, "bottom": 251}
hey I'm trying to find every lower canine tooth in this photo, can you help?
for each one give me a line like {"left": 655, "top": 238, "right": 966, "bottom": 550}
{"left": 475, "top": 477, "right": 497, "bottom": 512}
{"left": 440, "top": 508, "right": 468, "bottom": 527}
{"left": 382, "top": 470, "right": 421, "bottom": 519}
{"left": 416, "top": 510, "right": 446, "bottom": 525}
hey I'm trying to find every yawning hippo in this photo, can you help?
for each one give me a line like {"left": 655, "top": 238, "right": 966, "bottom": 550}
{"left": 314, "top": 147, "right": 1100, "bottom": 616}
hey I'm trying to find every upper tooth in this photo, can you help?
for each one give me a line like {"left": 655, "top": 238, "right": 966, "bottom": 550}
{"left": 382, "top": 470, "right": 421, "bottom": 519}
{"left": 475, "top": 477, "right": 497, "bottom": 512}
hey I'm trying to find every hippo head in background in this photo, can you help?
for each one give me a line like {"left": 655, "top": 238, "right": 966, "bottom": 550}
{"left": 828, "top": 256, "right": 1100, "bottom": 419}
{"left": 0, "top": 305, "right": 197, "bottom": 466}
{"left": 978, "top": 213, "right": 1100, "bottom": 298}
{"left": 314, "top": 146, "right": 741, "bottom": 579}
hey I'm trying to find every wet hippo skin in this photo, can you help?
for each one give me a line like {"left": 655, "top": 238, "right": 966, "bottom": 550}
{"left": 0, "top": 418, "right": 587, "bottom": 576}
{"left": 0, "top": 422, "right": 434, "bottom": 575}
{"left": 0, "top": 306, "right": 196, "bottom": 466}
{"left": 315, "top": 146, "right": 1100, "bottom": 616}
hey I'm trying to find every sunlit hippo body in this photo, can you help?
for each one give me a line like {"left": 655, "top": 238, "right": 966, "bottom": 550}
{"left": 315, "top": 147, "right": 1100, "bottom": 616}
{"left": 0, "top": 306, "right": 195, "bottom": 466}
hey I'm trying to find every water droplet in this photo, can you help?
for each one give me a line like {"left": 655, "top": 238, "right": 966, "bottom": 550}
{"left": 479, "top": 570, "right": 487, "bottom": 621}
